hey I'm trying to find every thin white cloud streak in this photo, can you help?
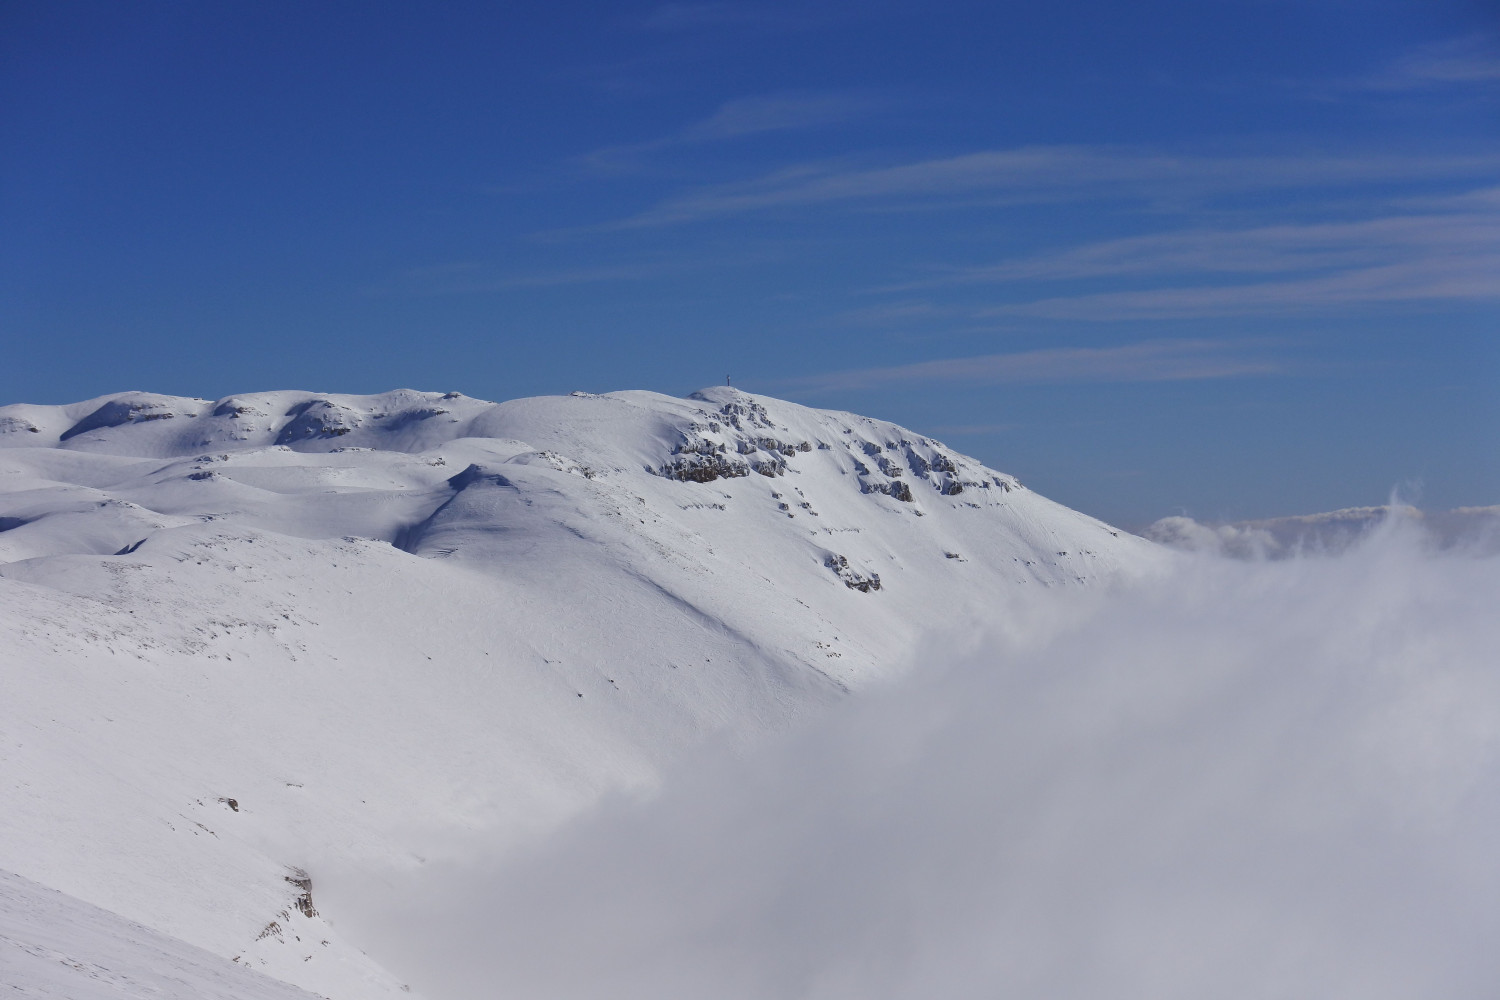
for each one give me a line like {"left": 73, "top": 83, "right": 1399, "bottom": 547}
{"left": 686, "top": 93, "right": 885, "bottom": 141}
{"left": 357, "top": 519, "right": 1500, "bottom": 1000}
{"left": 579, "top": 92, "right": 886, "bottom": 173}
{"left": 599, "top": 146, "right": 1500, "bottom": 228}
{"left": 781, "top": 339, "right": 1282, "bottom": 392}
{"left": 868, "top": 193, "right": 1500, "bottom": 320}
{"left": 1371, "top": 35, "right": 1500, "bottom": 89}
{"left": 983, "top": 252, "right": 1500, "bottom": 321}
{"left": 907, "top": 206, "right": 1500, "bottom": 286}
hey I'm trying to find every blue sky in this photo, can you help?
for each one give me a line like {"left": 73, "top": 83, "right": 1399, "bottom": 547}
{"left": 3, "top": 0, "right": 1496, "bottom": 525}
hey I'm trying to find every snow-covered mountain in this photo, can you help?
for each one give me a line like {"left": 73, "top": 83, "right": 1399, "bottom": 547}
{"left": 0, "top": 386, "right": 1158, "bottom": 998}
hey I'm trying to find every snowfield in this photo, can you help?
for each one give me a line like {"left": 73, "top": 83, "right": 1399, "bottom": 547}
{"left": 0, "top": 386, "right": 1158, "bottom": 998}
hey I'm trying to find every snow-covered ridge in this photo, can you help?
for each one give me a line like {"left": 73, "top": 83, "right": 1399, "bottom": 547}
{"left": 1, "top": 386, "right": 1159, "bottom": 999}
{"left": 1, "top": 386, "right": 1017, "bottom": 498}
{"left": 0, "top": 386, "right": 1128, "bottom": 601}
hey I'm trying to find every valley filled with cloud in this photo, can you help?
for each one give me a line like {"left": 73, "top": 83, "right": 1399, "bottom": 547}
{"left": 345, "top": 515, "right": 1500, "bottom": 999}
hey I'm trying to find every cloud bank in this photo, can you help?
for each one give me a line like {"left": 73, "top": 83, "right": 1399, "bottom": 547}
{"left": 352, "top": 517, "right": 1500, "bottom": 1000}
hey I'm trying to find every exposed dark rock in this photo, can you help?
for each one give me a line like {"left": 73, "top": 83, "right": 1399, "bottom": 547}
{"left": 824, "top": 553, "right": 881, "bottom": 592}
{"left": 658, "top": 455, "right": 751, "bottom": 483}
{"left": 673, "top": 438, "right": 726, "bottom": 456}
{"left": 860, "top": 479, "right": 913, "bottom": 502}
{"left": 285, "top": 868, "right": 317, "bottom": 918}
{"left": 693, "top": 395, "right": 774, "bottom": 430}
{"left": 750, "top": 456, "right": 786, "bottom": 477}
{"left": 882, "top": 480, "right": 914, "bottom": 502}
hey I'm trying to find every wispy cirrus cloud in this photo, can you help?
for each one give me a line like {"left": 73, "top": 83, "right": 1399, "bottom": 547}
{"left": 596, "top": 146, "right": 1500, "bottom": 228}
{"left": 902, "top": 203, "right": 1500, "bottom": 287}
{"left": 781, "top": 339, "right": 1282, "bottom": 393}
{"left": 1368, "top": 34, "right": 1500, "bottom": 90}
{"left": 853, "top": 190, "right": 1500, "bottom": 322}
{"left": 683, "top": 92, "right": 885, "bottom": 140}
{"left": 980, "top": 254, "right": 1500, "bottom": 322}
{"left": 578, "top": 92, "right": 887, "bottom": 174}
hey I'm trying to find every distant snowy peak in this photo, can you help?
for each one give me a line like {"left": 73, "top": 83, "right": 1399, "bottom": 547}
{"left": 0, "top": 385, "right": 1020, "bottom": 502}
{"left": 0, "top": 388, "right": 487, "bottom": 456}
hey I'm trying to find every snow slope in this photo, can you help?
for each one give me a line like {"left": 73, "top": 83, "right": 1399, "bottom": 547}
{"left": 0, "top": 869, "right": 322, "bottom": 1000}
{"left": 0, "top": 387, "right": 1159, "bottom": 998}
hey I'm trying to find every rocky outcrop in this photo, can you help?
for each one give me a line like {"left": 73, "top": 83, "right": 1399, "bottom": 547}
{"left": 824, "top": 553, "right": 881, "bottom": 592}
{"left": 864, "top": 479, "right": 914, "bottom": 502}
{"left": 654, "top": 401, "right": 813, "bottom": 483}
{"left": 658, "top": 454, "right": 752, "bottom": 483}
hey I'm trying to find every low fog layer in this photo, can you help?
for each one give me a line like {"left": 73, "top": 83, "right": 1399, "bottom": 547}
{"left": 350, "top": 516, "right": 1500, "bottom": 1000}
{"left": 1144, "top": 503, "right": 1500, "bottom": 558}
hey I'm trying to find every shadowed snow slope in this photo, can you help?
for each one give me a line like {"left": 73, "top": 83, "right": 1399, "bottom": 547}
{"left": 0, "top": 387, "right": 1158, "bottom": 998}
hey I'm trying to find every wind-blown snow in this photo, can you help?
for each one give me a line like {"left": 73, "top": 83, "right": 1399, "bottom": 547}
{"left": 0, "top": 386, "right": 1154, "bottom": 998}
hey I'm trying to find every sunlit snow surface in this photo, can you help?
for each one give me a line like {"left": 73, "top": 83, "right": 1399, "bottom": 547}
{"left": 1, "top": 388, "right": 1495, "bottom": 998}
